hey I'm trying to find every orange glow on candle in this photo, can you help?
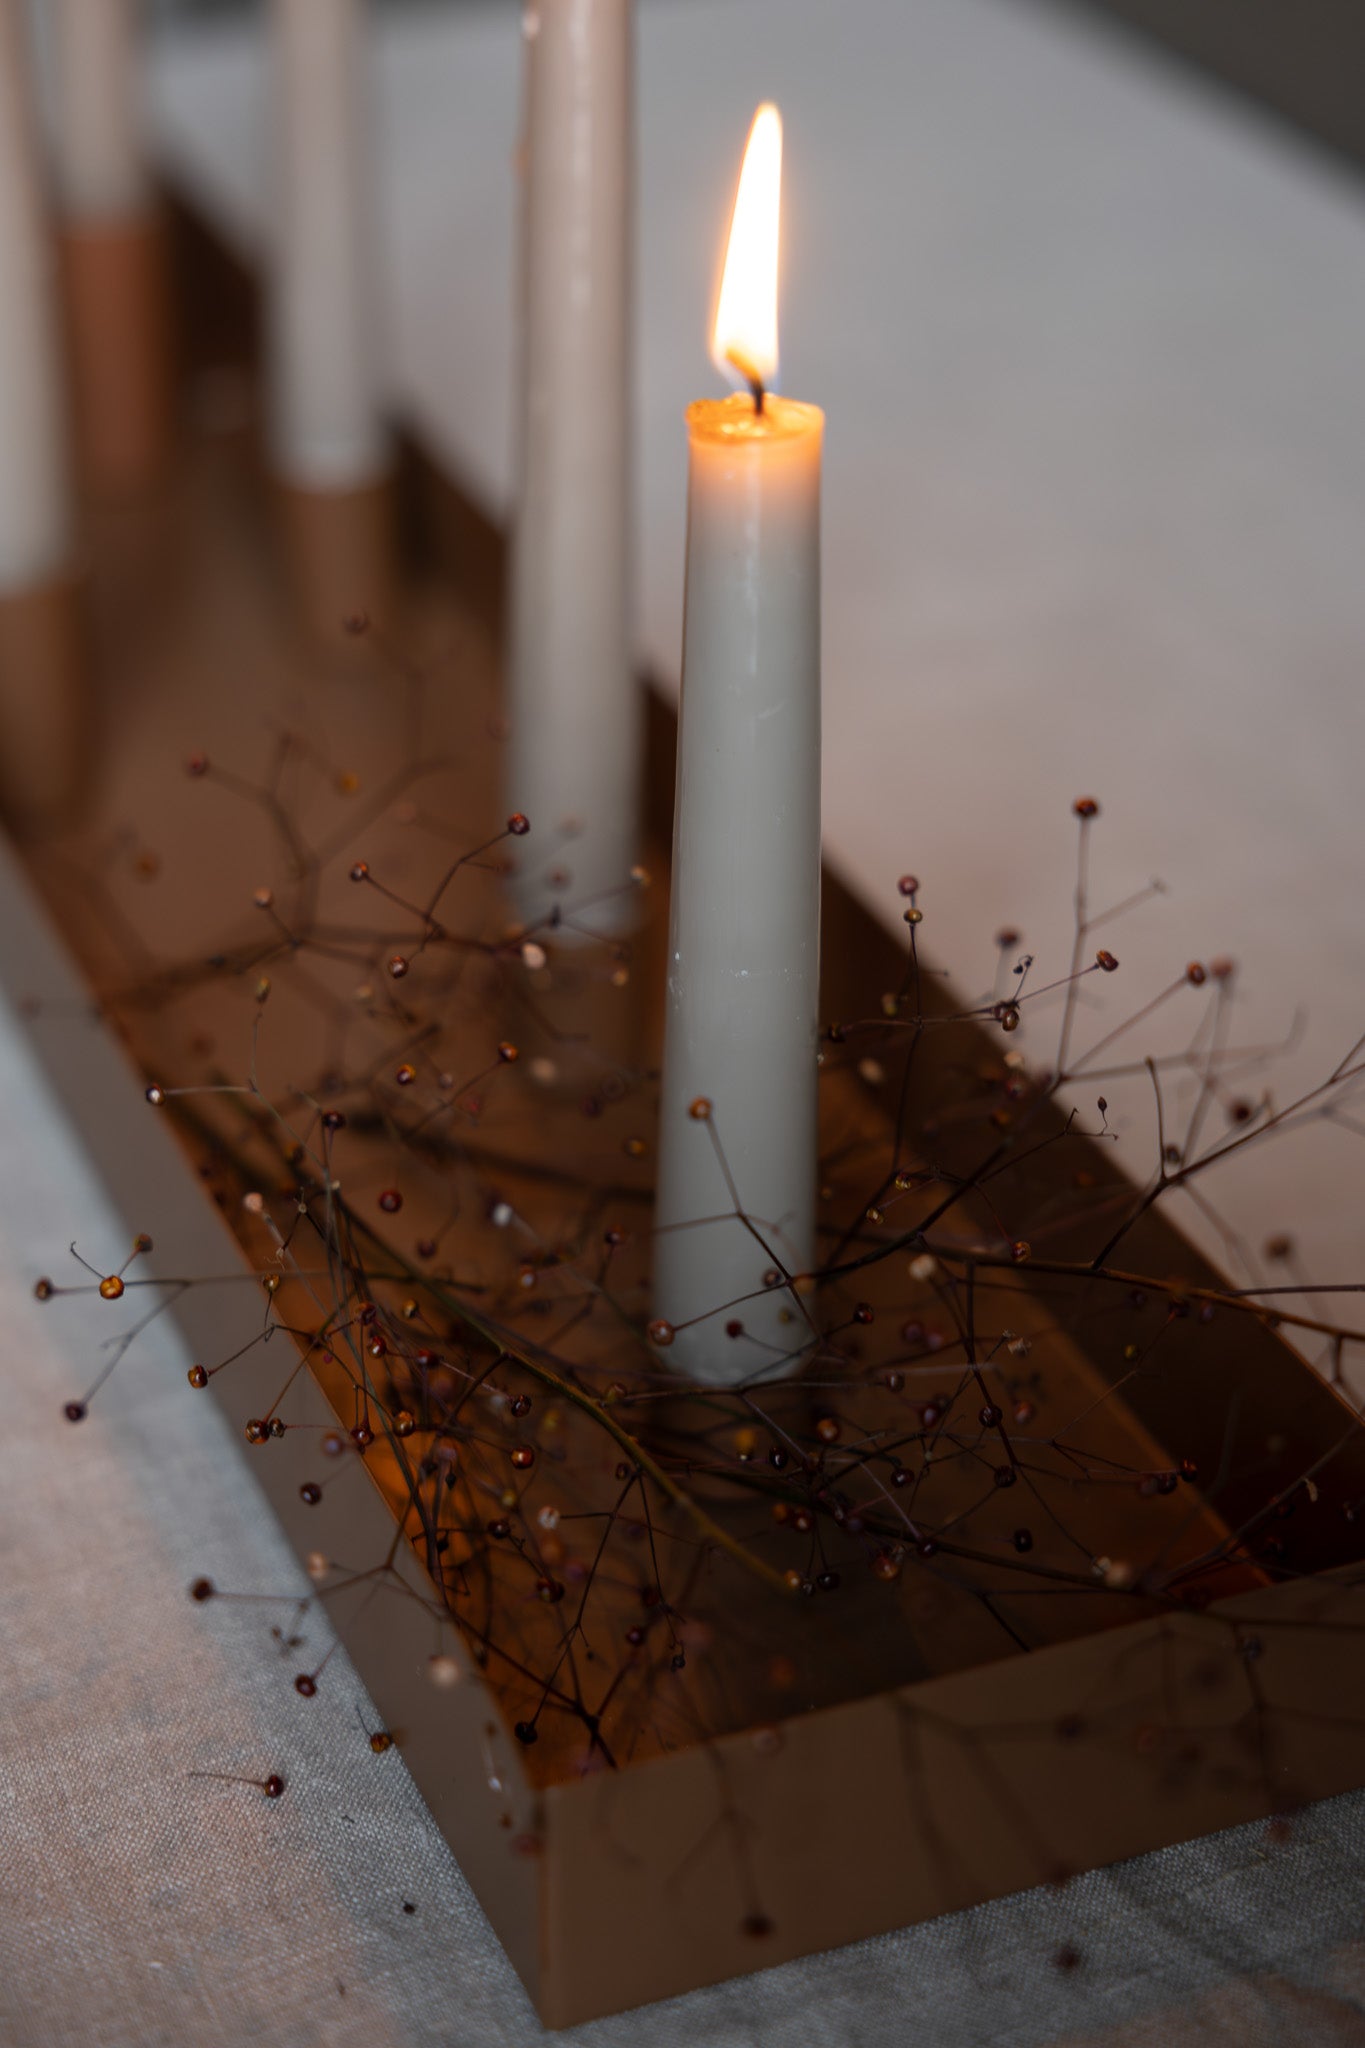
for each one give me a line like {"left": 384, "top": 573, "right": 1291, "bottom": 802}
{"left": 711, "top": 102, "right": 782, "bottom": 394}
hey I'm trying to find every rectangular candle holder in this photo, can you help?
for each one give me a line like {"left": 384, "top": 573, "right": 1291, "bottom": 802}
{"left": 8, "top": 194, "right": 1365, "bottom": 2029}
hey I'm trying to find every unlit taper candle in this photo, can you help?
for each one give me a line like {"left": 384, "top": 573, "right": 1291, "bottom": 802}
{"left": 268, "top": 0, "right": 385, "bottom": 491}
{"left": 48, "top": 0, "right": 174, "bottom": 497}
{"left": 0, "top": 0, "right": 72, "bottom": 594}
{"left": 48, "top": 0, "right": 146, "bottom": 222}
{"left": 507, "top": 0, "right": 638, "bottom": 937}
{"left": 653, "top": 106, "right": 823, "bottom": 1384}
{"left": 0, "top": 0, "right": 86, "bottom": 834}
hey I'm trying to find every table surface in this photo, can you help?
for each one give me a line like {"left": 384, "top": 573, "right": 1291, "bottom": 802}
{"left": 146, "top": 0, "right": 1365, "bottom": 1304}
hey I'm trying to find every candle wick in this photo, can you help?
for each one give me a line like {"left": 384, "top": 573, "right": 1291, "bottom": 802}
{"left": 724, "top": 348, "right": 766, "bottom": 416}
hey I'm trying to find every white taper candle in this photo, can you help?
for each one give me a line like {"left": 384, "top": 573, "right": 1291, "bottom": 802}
{"left": 653, "top": 105, "right": 823, "bottom": 1386}
{"left": 268, "top": 0, "right": 385, "bottom": 492}
{"left": 0, "top": 0, "right": 71, "bottom": 595}
{"left": 653, "top": 395, "right": 823, "bottom": 1382}
{"left": 506, "top": 0, "right": 638, "bottom": 937}
{"left": 48, "top": 0, "right": 146, "bottom": 223}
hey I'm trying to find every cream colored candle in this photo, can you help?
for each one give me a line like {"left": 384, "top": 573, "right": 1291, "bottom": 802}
{"left": 653, "top": 106, "right": 823, "bottom": 1384}
{"left": 268, "top": 0, "right": 385, "bottom": 492}
{"left": 506, "top": 0, "right": 638, "bottom": 936}
{"left": 48, "top": 0, "right": 146, "bottom": 222}
{"left": 0, "top": 0, "right": 86, "bottom": 837}
{"left": 0, "top": 0, "right": 71, "bottom": 596}
{"left": 47, "top": 0, "right": 173, "bottom": 497}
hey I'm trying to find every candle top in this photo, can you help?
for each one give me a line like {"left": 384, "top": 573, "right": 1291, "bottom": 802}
{"left": 687, "top": 393, "right": 823, "bottom": 446}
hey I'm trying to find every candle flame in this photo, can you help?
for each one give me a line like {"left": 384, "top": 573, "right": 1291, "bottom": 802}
{"left": 711, "top": 103, "right": 782, "bottom": 394}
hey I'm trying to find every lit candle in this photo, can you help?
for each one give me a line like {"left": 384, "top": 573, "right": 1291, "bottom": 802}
{"left": 506, "top": 0, "right": 638, "bottom": 935}
{"left": 653, "top": 105, "right": 823, "bottom": 1385}
{"left": 269, "top": 0, "right": 383, "bottom": 489}
{"left": 0, "top": 0, "right": 86, "bottom": 835}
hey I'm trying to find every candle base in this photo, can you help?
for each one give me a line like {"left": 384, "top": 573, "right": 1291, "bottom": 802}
{"left": 275, "top": 476, "right": 394, "bottom": 652}
{"left": 0, "top": 577, "right": 91, "bottom": 838}
{"left": 60, "top": 211, "right": 173, "bottom": 497}
{"left": 654, "top": 1251, "right": 818, "bottom": 1389}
